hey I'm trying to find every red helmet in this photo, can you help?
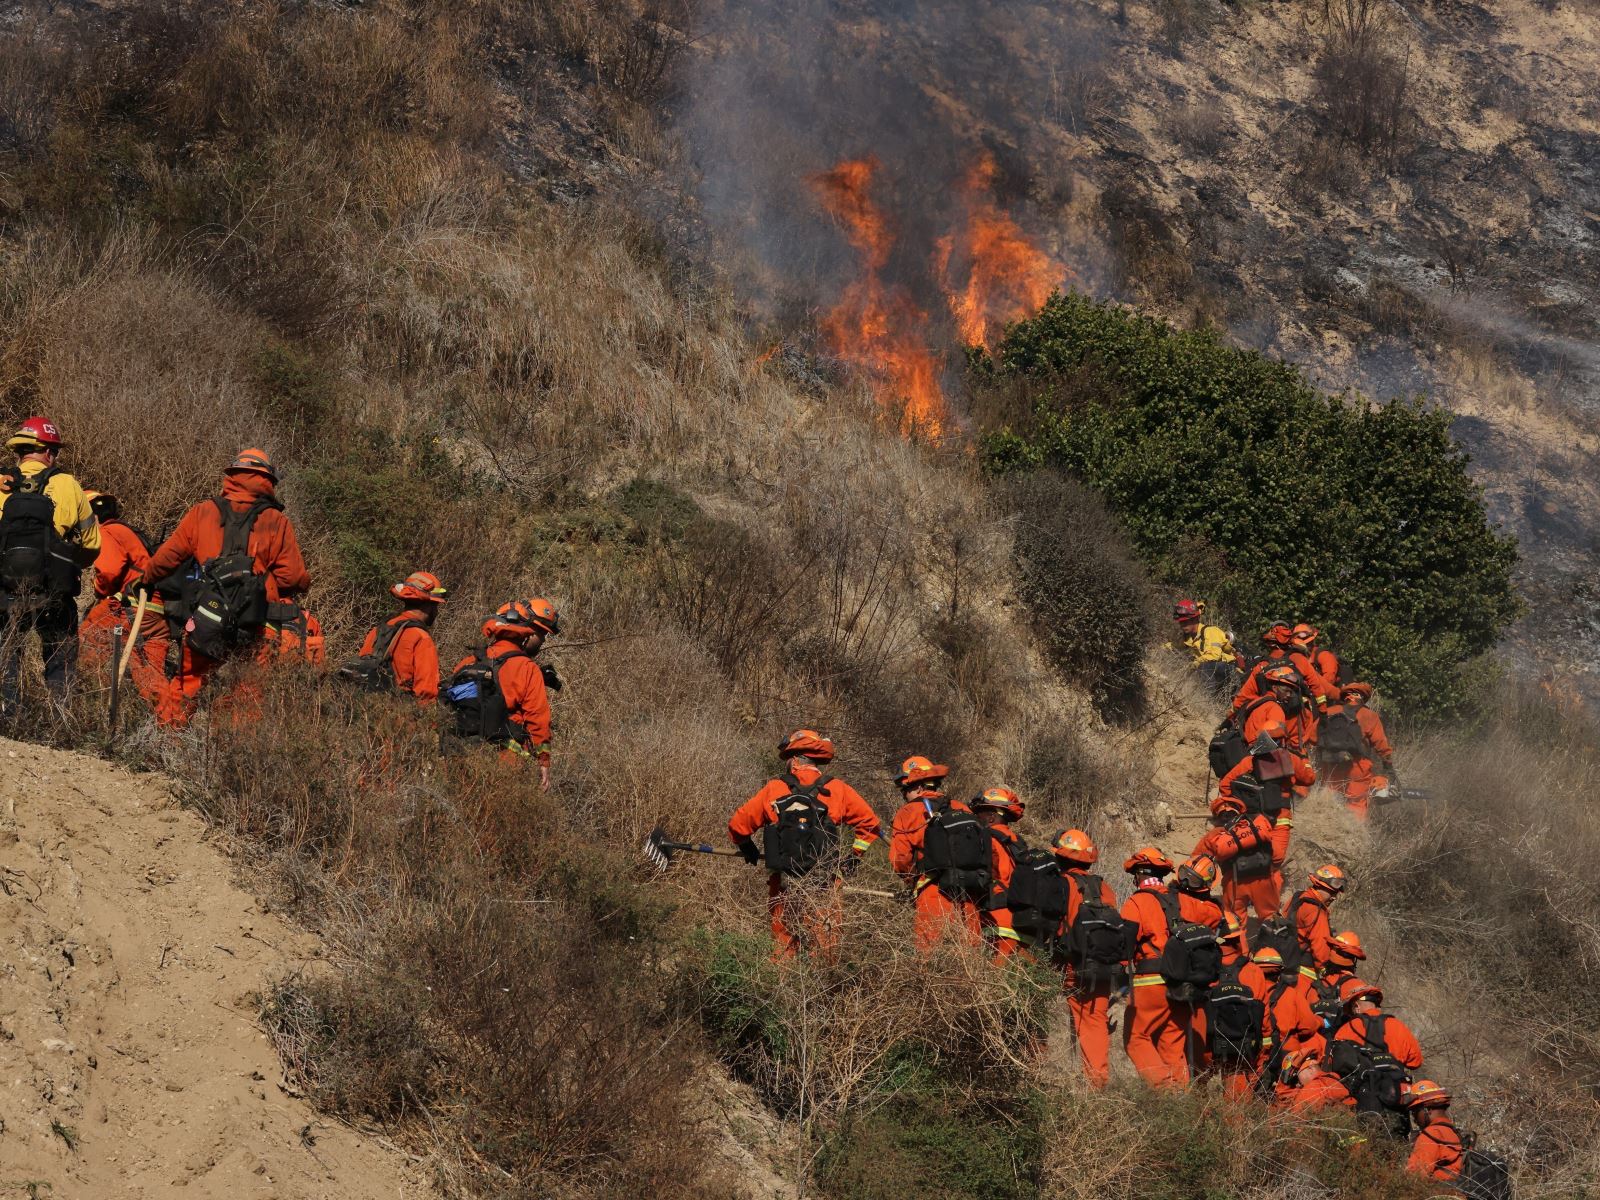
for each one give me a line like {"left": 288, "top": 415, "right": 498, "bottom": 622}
{"left": 391, "top": 570, "right": 448, "bottom": 605}
{"left": 972, "top": 786, "right": 1024, "bottom": 821}
{"left": 482, "top": 597, "right": 560, "bottom": 641}
{"left": 1262, "top": 622, "right": 1295, "bottom": 647}
{"left": 896, "top": 756, "right": 949, "bottom": 789}
{"left": 1340, "top": 978, "right": 1382, "bottom": 1008}
{"left": 1178, "top": 854, "right": 1220, "bottom": 893}
{"left": 225, "top": 447, "right": 278, "bottom": 481}
{"left": 1173, "top": 599, "right": 1201, "bottom": 624}
{"left": 1123, "top": 846, "right": 1173, "bottom": 875}
{"left": 1310, "top": 864, "right": 1347, "bottom": 894}
{"left": 1405, "top": 1080, "right": 1451, "bottom": 1110}
{"left": 7, "top": 416, "right": 63, "bottom": 451}
{"left": 1049, "top": 828, "right": 1098, "bottom": 865}
{"left": 778, "top": 729, "right": 835, "bottom": 762}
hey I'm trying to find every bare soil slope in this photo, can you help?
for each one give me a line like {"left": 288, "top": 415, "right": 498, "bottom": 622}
{"left": 0, "top": 737, "right": 424, "bottom": 1199}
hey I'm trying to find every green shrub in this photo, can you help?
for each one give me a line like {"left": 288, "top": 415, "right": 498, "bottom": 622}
{"left": 976, "top": 293, "right": 1522, "bottom": 723}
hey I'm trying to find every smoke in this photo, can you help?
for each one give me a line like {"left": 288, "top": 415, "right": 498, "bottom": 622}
{"left": 673, "top": 0, "right": 1117, "bottom": 343}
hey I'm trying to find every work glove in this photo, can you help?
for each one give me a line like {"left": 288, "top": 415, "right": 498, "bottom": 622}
{"left": 735, "top": 838, "right": 761, "bottom": 867}
{"left": 540, "top": 663, "right": 563, "bottom": 692}
{"left": 839, "top": 853, "right": 861, "bottom": 878}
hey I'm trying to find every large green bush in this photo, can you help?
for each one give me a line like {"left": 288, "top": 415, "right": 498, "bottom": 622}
{"left": 976, "top": 293, "right": 1522, "bottom": 723}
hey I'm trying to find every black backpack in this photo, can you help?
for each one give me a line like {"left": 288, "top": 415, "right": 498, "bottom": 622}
{"left": 1205, "top": 961, "right": 1265, "bottom": 1063}
{"left": 1063, "top": 872, "right": 1132, "bottom": 982}
{"left": 1256, "top": 892, "right": 1315, "bottom": 976}
{"left": 917, "top": 800, "right": 991, "bottom": 898}
{"left": 338, "top": 618, "right": 425, "bottom": 692}
{"left": 182, "top": 497, "right": 275, "bottom": 659}
{"left": 443, "top": 648, "right": 523, "bottom": 742}
{"left": 1329, "top": 1015, "right": 1410, "bottom": 1138}
{"left": 1454, "top": 1137, "right": 1513, "bottom": 1200}
{"left": 1155, "top": 889, "right": 1222, "bottom": 1004}
{"left": 1000, "top": 838, "right": 1073, "bottom": 945}
{"left": 1317, "top": 707, "right": 1369, "bottom": 762}
{"left": 0, "top": 466, "right": 83, "bottom": 601}
{"left": 1312, "top": 974, "right": 1348, "bottom": 1031}
{"left": 1209, "top": 695, "right": 1284, "bottom": 780}
{"left": 762, "top": 773, "right": 839, "bottom": 878}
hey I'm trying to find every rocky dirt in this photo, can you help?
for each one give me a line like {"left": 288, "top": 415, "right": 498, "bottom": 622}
{"left": 0, "top": 737, "right": 425, "bottom": 1199}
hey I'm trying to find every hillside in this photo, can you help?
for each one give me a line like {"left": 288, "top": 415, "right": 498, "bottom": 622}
{"left": 0, "top": 736, "right": 422, "bottom": 1198}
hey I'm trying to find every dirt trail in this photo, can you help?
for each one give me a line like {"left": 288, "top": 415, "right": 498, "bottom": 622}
{"left": 0, "top": 737, "right": 425, "bottom": 1199}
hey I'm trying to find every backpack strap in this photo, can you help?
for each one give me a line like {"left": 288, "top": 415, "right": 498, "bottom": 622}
{"left": 1155, "top": 886, "right": 1183, "bottom": 932}
{"left": 211, "top": 496, "right": 281, "bottom": 558}
{"left": 778, "top": 770, "right": 832, "bottom": 801}
{"left": 1362, "top": 1013, "right": 1388, "bottom": 1052}
{"left": 372, "top": 617, "right": 423, "bottom": 663}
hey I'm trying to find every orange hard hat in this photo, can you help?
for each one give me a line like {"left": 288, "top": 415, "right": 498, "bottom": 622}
{"left": 1262, "top": 622, "right": 1295, "bottom": 647}
{"left": 1262, "top": 663, "right": 1301, "bottom": 689}
{"left": 225, "top": 447, "right": 278, "bottom": 481}
{"left": 896, "top": 756, "right": 949, "bottom": 788}
{"left": 1123, "top": 846, "right": 1173, "bottom": 875}
{"left": 1218, "top": 914, "right": 1245, "bottom": 943}
{"left": 1251, "top": 946, "right": 1284, "bottom": 970}
{"left": 1178, "top": 854, "right": 1219, "bottom": 893}
{"left": 972, "top": 786, "right": 1024, "bottom": 821}
{"left": 7, "top": 416, "right": 63, "bottom": 451}
{"left": 778, "top": 729, "right": 835, "bottom": 762}
{"left": 1310, "top": 864, "right": 1347, "bottom": 894}
{"left": 1339, "top": 978, "right": 1382, "bottom": 1008}
{"left": 1330, "top": 930, "right": 1367, "bottom": 961}
{"left": 1049, "top": 828, "right": 1098, "bottom": 865}
{"left": 1341, "top": 681, "right": 1374, "bottom": 702}
{"left": 1405, "top": 1080, "right": 1451, "bottom": 1110}
{"left": 391, "top": 570, "right": 448, "bottom": 605}
{"left": 482, "top": 597, "right": 560, "bottom": 641}
{"left": 1291, "top": 623, "right": 1319, "bottom": 646}
{"left": 1212, "top": 795, "right": 1246, "bottom": 817}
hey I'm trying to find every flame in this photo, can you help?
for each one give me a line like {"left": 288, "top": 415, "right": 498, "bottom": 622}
{"left": 810, "top": 158, "right": 947, "bottom": 435}
{"left": 938, "top": 155, "right": 1067, "bottom": 350}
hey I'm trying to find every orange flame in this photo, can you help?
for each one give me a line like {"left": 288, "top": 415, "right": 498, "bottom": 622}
{"left": 938, "top": 155, "right": 1068, "bottom": 350}
{"left": 810, "top": 158, "right": 947, "bottom": 435}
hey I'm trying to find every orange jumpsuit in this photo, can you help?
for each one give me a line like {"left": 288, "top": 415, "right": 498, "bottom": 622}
{"left": 983, "top": 825, "right": 1028, "bottom": 960}
{"left": 1261, "top": 975, "right": 1321, "bottom": 1072}
{"left": 1334, "top": 1013, "right": 1425, "bottom": 1071}
{"left": 1215, "top": 752, "right": 1315, "bottom": 916}
{"left": 1061, "top": 868, "right": 1121, "bottom": 1088}
{"left": 1293, "top": 890, "right": 1336, "bottom": 984}
{"left": 78, "top": 520, "right": 169, "bottom": 711}
{"left": 889, "top": 793, "right": 983, "bottom": 951}
{"left": 1121, "top": 881, "right": 1191, "bottom": 1088}
{"left": 450, "top": 638, "right": 553, "bottom": 764}
{"left": 1229, "top": 652, "right": 1337, "bottom": 718}
{"left": 1193, "top": 812, "right": 1279, "bottom": 938}
{"left": 727, "top": 766, "right": 881, "bottom": 960}
{"left": 358, "top": 611, "right": 442, "bottom": 703}
{"left": 145, "top": 474, "right": 310, "bottom": 725}
{"left": 1275, "top": 1071, "right": 1355, "bottom": 1111}
{"left": 1176, "top": 890, "right": 1223, "bottom": 1071}
{"left": 1239, "top": 699, "right": 1317, "bottom": 894}
{"left": 1408, "top": 1119, "right": 1466, "bottom": 1184}
{"left": 1215, "top": 947, "right": 1271, "bottom": 1098}
{"left": 1321, "top": 701, "right": 1393, "bottom": 818}
{"left": 1227, "top": 652, "right": 1291, "bottom": 718}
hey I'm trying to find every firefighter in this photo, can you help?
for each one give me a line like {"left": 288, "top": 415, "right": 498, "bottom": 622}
{"left": 1050, "top": 828, "right": 1121, "bottom": 1089}
{"left": 1318, "top": 682, "right": 1395, "bottom": 819}
{"left": 1273, "top": 1048, "right": 1355, "bottom": 1111}
{"left": 1291, "top": 865, "right": 1346, "bottom": 984}
{"left": 1291, "top": 623, "right": 1345, "bottom": 692}
{"left": 77, "top": 491, "right": 168, "bottom": 712}
{"left": 1334, "top": 980, "right": 1425, "bottom": 1072}
{"left": 1405, "top": 1080, "right": 1467, "bottom": 1184}
{"left": 1214, "top": 717, "right": 1315, "bottom": 904}
{"left": 1192, "top": 803, "right": 1280, "bottom": 939}
{"left": 972, "top": 787, "right": 1029, "bottom": 960}
{"left": 888, "top": 756, "right": 985, "bottom": 951}
{"left": 1212, "top": 916, "right": 1271, "bottom": 1099}
{"left": 0, "top": 417, "right": 101, "bottom": 713}
{"left": 143, "top": 449, "right": 310, "bottom": 726}
{"left": 1254, "top": 946, "right": 1322, "bottom": 1073}
{"left": 354, "top": 570, "right": 448, "bottom": 703}
{"left": 1172, "top": 599, "right": 1238, "bottom": 697}
{"left": 1120, "top": 847, "right": 1191, "bottom": 1088}
{"left": 446, "top": 599, "right": 559, "bottom": 788}
{"left": 727, "top": 729, "right": 881, "bottom": 961}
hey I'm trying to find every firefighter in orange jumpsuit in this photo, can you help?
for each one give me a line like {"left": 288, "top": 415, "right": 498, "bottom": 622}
{"left": 972, "top": 787, "right": 1029, "bottom": 960}
{"left": 1254, "top": 946, "right": 1322, "bottom": 1073}
{"left": 1273, "top": 1049, "right": 1355, "bottom": 1111}
{"left": 1229, "top": 622, "right": 1337, "bottom": 716}
{"left": 77, "top": 491, "right": 168, "bottom": 711}
{"left": 727, "top": 729, "right": 881, "bottom": 961}
{"left": 356, "top": 570, "right": 448, "bottom": 703}
{"left": 1050, "top": 828, "right": 1121, "bottom": 1089}
{"left": 1120, "top": 847, "right": 1192, "bottom": 1088}
{"left": 888, "top": 756, "right": 983, "bottom": 951}
{"left": 1291, "top": 623, "right": 1344, "bottom": 691}
{"left": 1214, "top": 717, "right": 1316, "bottom": 911}
{"left": 1318, "top": 682, "right": 1395, "bottom": 818}
{"left": 1214, "top": 915, "right": 1271, "bottom": 1098}
{"left": 1174, "top": 854, "right": 1224, "bottom": 1074}
{"left": 1192, "top": 804, "right": 1279, "bottom": 940}
{"left": 143, "top": 449, "right": 311, "bottom": 726}
{"left": 450, "top": 598, "right": 559, "bottom": 789}
{"left": 1237, "top": 668, "right": 1319, "bottom": 892}
{"left": 1290, "top": 864, "right": 1346, "bottom": 985}
{"left": 1405, "top": 1080, "right": 1467, "bottom": 1184}
{"left": 1308, "top": 928, "right": 1366, "bottom": 1017}
{"left": 1334, "top": 980, "right": 1425, "bottom": 1072}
